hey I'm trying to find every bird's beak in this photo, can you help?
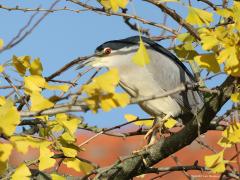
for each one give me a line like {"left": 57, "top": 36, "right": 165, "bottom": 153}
{"left": 75, "top": 53, "right": 100, "bottom": 70}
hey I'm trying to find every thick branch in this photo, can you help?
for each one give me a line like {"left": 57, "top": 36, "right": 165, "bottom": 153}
{"left": 144, "top": 165, "right": 210, "bottom": 173}
{"left": 94, "top": 76, "right": 235, "bottom": 179}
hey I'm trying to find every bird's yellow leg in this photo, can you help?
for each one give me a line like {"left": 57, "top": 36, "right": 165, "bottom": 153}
{"left": 133, "top": 114, "right": 172, "bottom": 153}
{"left": 144, "top": 113, "right": 172, "bottom": 145}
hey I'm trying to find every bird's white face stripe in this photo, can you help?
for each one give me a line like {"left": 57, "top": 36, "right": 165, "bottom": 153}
{"left": 91, "top": 44, "right": 152, "bottom": 67}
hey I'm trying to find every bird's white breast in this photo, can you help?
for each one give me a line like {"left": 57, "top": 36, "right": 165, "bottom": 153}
{"left": 92, "top": 47, "right": 183, "bottom": 117}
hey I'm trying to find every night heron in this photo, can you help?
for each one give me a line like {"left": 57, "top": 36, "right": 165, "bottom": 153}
{"left": 80, "top": 36, "right": 204, "bottom": 143}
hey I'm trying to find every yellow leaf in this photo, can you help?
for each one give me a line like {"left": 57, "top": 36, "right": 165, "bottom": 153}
{"left": 39, "top": 141, "right": 55, "bottom": 171}
{"left": 63, "top": 158, "right": 94, "bottom": 174}
{"left": 61, "top": 132, "right": 76, "bottom": 143}
{"left": 83, "top": 68, "right": 120, "bottom": 95}
{"left": 36, "top": 115, "right": 49, "bottom": 122}
{"left": 186, "top": 7, "right": 213, "bottom": 26}
{"left": 222, "top": 122, "right": 240, "bottom": 144}
{"left": 124, "top": 114, "right": 138, "bottom": 121}
{"left": 0, "top": 143, "right": 13, "bottom": 174}
{"left": 164, "top": 118, "right": 177, "bottom": 129}
{"left": 116, "top": 0, "right": 128, "bottom": 9}
{"left": 0, "top": 39, "right": 4, "bottom": 49}
{"left": 110, "top": 0, "right": 119, "bottom": 12}
{"left": 0, "top": 143, "right": 13, "bottom": 162}
{"left": 173, "top": 44, "right": 198, "bottom": 60}
{"left": 177, "top": 33, "right": 195, "bottom": 43}
{"left": 194, "top": 54, "right": 220, "bottom": 73}
{"left": 45, "top": 84, "right": 70, "bottom": 92}
{"left": 56, "top": 114, "right": 81, "bottom": 135}
{"left": 124, "top": 114, "right": 153, "bottom": 127}
{"left": 217, "top": 47, "right": 237, "bottom": 64}
{"left": 231, "top": 92, "right": 240, "bottom": 102}
{"left": 217, "top": 47, "right": 240, "bottom": 77}
{"left": 48, "top": 120, "right": 64, "bottom": 132}
{"left": 11, "top": 136, "right": 55, "bottom": 171}
{"left": 60, "top": 146, "right": 77, "bottom": 157}
{"left": 218, "top": 137, "right": 232, "bottom": 148}
{"left": 29, "top": 58, "right": 43, "bottom": 76}
{"left": 132, "top": 37, "right": 150, "bottom": 67}
{"left": 0, "top": 65, "right": 4, "bottom": 73}
{"left": 51, "top": 174, "right": 65, "bottom": 180}
{"left": 0, "top": 96, "right": 6, "bottom": 106}
{"left": 205, "top": 150, "right": 227, "bottom": 173}
{"left": 24, "top": 75, "right": 46, "bottom": 94}
{"left": 30, "top": 92, "right": 54, "bottom": 112}
{"left": 94, "top": 68, "right": 120, "bottom": 93}
{"left": 198, "top": 28, "right": 220, "bottom": 51}
{"left": 112, "top": 93, "right": 130, "bottom": 107}
{"left": 10, "top": 136, "right": 42, "bottom": 154}
{"left": 100, "top": 93, "right": 129, "bottom": 112}
{"left": 98, "top": 0, "right": 128, "bottom": 12}
{"left": 0, "top": 100, "right": 20, "bottom": 136}
{"left": 11, "top": 163, "right": 31, "bottom": 180}
{"left": 135, "top": 120, "right": 153, "bottom": 127}
{"left": 59, "top": 141, "right": 78, "bottom": 157}
{"left": 56, "top": 113, "right": 68, "bottom": 121}
{"left": 12, "top": 55, "right": 31, "bottom": 76}
{"left": 216, "top": 8, "right": 233, "bottom": 18}
{"left": 85, "top": 97, "right": 99, "bottom": 113}
{"left": 83, "top": 69, "right": 129, "bottom": 112}
{"left": 97, "top": 0, "right": 111, "bottom": 10}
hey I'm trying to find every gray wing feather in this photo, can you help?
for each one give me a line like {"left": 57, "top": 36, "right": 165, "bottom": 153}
{"left": 146, "top": 48, "right": 203, "bottom": 114}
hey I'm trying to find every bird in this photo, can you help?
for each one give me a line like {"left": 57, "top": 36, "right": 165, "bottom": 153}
{"left": 79, "top": 36, "right": 204, "bottom": 143}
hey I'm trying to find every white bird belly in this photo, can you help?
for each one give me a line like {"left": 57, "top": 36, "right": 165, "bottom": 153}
{"left": 118, "top": 65, "right": 182, "bottom": 117}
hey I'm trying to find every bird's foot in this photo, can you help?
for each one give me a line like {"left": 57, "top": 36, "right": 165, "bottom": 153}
{"left": 144, "top": 113, "right": 172, "bottom": 145}
{"left": 144, "top": 123, "right": 161, "bottom": 142}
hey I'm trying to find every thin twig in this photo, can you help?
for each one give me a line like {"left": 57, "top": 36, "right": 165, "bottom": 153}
{"left": 67, "top": 0, "right": 178, "bottom": 34}
{"left": 2, "top": 72, "right": 30, "bottom": 109}
{"left": 144, "top": 0, "right": 200, "bottom": 40}
{"left": 46, "top": 55, "right": 94, "bottom": 80}
{"left": 197, "top": 0, "right": 217, "bottom": 10}
{"left": 0, "top": 0, "right": 60, "bottom": 53}
{"left": 0, "top": 4, "right": 87, "bottom": 13}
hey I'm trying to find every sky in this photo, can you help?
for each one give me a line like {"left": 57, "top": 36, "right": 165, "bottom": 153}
{"left": 0, "top": 0, "right": 232, "bottom": 128}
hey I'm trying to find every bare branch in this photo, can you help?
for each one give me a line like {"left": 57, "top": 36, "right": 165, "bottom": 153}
{"left": 145, "top": 164, "right": 210, "bottom": 173}
{"left": 197, "top": 0, "right": 217, "bottom": 10}
{"left": 0, "top": 4, "right": 87, "bottom": 13}
{"left": 20, "top": 103, "right": 88, "bottom": 117}
{"left": 0, "top": 0, "right": 60, "bottom": 53}
{"left": 144, "top": 0, "right": 200, "bottom": 40}
{"left": 46, "top": 55, "right": 94, "bottom": 80}
{"left": 67, "top": 0, "right": 178, "bottom": 34}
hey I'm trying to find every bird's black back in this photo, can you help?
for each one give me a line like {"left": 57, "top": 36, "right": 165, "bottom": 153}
{"left": 96, "top": 36, "right": 195, "bottom": 80}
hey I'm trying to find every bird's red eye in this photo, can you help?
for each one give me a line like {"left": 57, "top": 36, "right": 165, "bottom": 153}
{"left": 104, "top": 47, "right": 112, "bottom": 55}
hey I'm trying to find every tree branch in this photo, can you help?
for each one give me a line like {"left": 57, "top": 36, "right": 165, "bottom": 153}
{"left": 67, "top": 0, "right": 178, "bottom": 35}
{"left": 144, "top": 0, "right": 200, "bottom": 40}
{"left": 94, "top": 76, "right": 235, "bottom": 179}
{"left": 197, "top": 0, "right": 217, "bottom": 10}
